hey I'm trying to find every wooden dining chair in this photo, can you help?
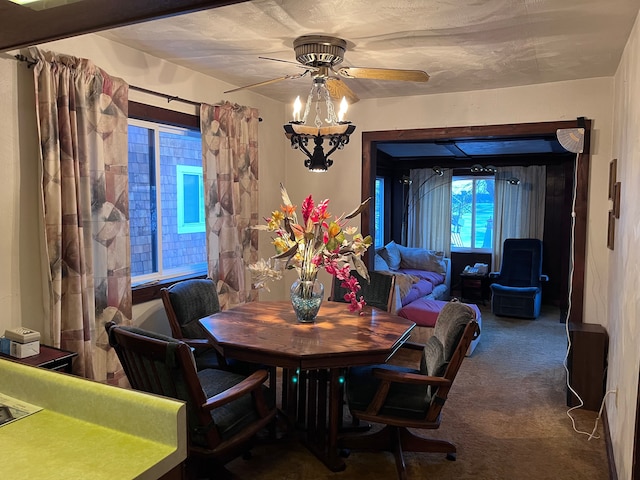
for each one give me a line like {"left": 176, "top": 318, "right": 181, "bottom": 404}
{"left": 330, "top": 270, "right": 396, "bottom": 312}
{"left": 339, "top": 300, "right": 480, "bottom": 480}
{"left": 161, "top": 278, "right": 259, "bottom": 374}
{"left": 105, "top": 321, "right": 276, "bottom": 479}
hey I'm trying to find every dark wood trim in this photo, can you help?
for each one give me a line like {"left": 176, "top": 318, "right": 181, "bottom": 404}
{"left": 634, "top": 366, "right": 639, "bottom": 480}
{"left": 361, "top": 119, "right": 590, "bottom": 324}
{"left": 604, "top": 405, "right": 619, "bottom": 480}
{"left": 132, "top": 273, "right": 207, "bottom": 305}
{"left": 0, "top": 0, "right": 249, "bottom": 51}
{"left": 129, "top": 101, "right": 199, "bottom": 129}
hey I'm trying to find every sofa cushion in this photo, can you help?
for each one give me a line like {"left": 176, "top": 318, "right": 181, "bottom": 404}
{"left": 398, "top": 298, "right": 445, "bottom": 327}
{"left": 399, "top": 268, "right": 445, "bottom": 287}
{"left": 400, "top": 279, "right": 434, "bottom": 306}
{"left": 397, "top": 245, "right": 447, "bottom": 275}
{"left": 378, "top": 241, "right": 402, "bottom": 270}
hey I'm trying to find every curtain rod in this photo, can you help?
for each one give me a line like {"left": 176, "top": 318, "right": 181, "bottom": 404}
{"left": 129, "top": 85, "right": 201, "bottom": 107}
{"left": 14, "top": 54, "right": 262, "bottom": 120}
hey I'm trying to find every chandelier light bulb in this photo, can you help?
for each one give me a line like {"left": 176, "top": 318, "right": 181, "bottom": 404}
{"left": 292, "top": 96, "right": 302, "bottom": 122}
{"left": 338, "top": 96, "right": 348, "bottom": 122}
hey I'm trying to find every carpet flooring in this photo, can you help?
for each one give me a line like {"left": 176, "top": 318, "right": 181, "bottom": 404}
{"left": 225, "top": 305, "right": 610, "bottom": 479}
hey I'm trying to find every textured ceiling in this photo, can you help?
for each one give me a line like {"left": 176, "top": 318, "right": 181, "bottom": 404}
{"left": 97, "top": 0, "right": 640, "bottom": 103}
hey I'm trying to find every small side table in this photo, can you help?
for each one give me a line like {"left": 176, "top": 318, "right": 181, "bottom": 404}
{"left": 460, "top": 273, "right": 491, "bottom": 304}
{"left": 0, "top": 344, "right": 77, "bottom": 373}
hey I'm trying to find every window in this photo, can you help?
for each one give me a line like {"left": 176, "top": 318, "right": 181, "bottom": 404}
{"left": 128, "top": 119, "right": 206, "bottom": 285}
{"left": 451, "top": 176, "right": 494, "bottom": 251}
{"left": 374, "top": 177, "right": 385, "bottom": 248}
{"left": 176, "top": 165, "right": 205, "bottom": 234}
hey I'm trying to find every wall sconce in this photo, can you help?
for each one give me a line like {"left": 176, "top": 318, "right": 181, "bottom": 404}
{"left": 283, "top": 76, "right": 356, "bottom": 172}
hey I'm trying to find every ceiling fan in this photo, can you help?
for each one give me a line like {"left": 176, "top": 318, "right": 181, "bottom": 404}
{"left": 224, "top": 35, "right": 430, "bottom": 103}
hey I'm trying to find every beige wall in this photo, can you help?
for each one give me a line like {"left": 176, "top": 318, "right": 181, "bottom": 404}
{"left": 608, "top": 11, "right": 640, "bottom": 480}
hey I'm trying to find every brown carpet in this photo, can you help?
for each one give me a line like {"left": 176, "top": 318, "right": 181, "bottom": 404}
{"left": 225, "top": 305, "right": 609, "bottom": 479}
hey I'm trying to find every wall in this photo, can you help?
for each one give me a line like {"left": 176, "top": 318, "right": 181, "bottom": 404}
{"left": 608, "top": 11, "right": 640, "bottom": 479}
{"left": 0, "top": 33, "right": 287, "bottom": 338}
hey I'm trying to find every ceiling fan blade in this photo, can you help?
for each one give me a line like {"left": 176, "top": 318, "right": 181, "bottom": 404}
{"left": 336, "top": 67, "right": 429, "bottom": 83}
{"left": 224, "top": 71, "right": 309, "bottom": 94}
{"left": 325, "top": 77, "right": 360, "bottom": 104}
{"left": 258, "top": 56, "right": 308, "bottom": 69}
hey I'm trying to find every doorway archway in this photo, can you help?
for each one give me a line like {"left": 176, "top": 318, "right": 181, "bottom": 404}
{"left": 360, "top": 119, "right": 590, "bottom": 324}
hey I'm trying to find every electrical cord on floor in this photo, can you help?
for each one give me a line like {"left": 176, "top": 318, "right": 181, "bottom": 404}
{"left": 562, "top": 150, "right": 614, "bottom": 441}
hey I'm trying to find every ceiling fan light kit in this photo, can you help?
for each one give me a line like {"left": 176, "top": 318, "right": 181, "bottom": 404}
{"left": 284, "top": 74, "right": 356, "bottom": 172}
{"left": 224, "top": 34, "right": 429, "bottom": 172}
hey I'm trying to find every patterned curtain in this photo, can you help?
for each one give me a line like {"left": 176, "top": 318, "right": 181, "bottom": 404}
{"left": 200, "top": 102, "right": 259, "bottom": 309}
{"left": 31, "top": 48, "right": 131, "bottom": 383}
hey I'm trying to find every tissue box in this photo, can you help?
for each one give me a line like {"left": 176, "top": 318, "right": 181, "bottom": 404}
{"left": 9, "top": 340, "right": 40, "bottom": 358}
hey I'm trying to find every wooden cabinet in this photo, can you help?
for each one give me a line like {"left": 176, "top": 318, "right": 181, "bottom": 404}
{"left": 566, "top": 323, "right": 608, "bottom": 411}
{"left": 460, "top": 273, "right": 491, "bottom": 304}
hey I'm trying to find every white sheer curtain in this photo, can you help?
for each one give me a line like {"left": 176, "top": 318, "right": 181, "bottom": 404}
{"left": 406, "top": 168, "right": 452, "bottom": 253}
{"left": 493, "top": 165, "right": 546, "bottom": 270}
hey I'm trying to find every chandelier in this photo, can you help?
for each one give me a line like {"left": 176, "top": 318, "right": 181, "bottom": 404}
{"left": 283, "top": 74, "right": 356, "bottom": 172}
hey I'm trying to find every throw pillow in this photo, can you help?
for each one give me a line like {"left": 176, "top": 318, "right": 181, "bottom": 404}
{"left": 374, "top": 252, "right": 390, "bottom": 271}
{"left": 397, "top": 245, "right": 447, "bottom": 275}
{"left": 378, "top": 241, "right": 402, "bottom": 270}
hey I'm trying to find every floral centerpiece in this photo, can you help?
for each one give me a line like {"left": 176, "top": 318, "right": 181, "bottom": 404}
{"left": 249, "top": 184, "right": 372, "bottom": 321}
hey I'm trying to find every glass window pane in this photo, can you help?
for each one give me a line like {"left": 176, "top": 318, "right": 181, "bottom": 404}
{"left": 128, "top": 119, "right": 207, "bottom": 283}
{"left": 159, "top": 130, "right": 206, "bottom": 272}
{"left": 182, "top": 174, "right": 201, "bottom": 224}
{"left": 451, "top": 177, "right": 494, "bottom": 251}
{"left": 451, "top": 179, "right": 472, "bottom": 248}
{"left": 128, "top": 124, "right": 156, "bottom": 277}
{"left": 475, "top": 179, "right": 494, "bottom": 249}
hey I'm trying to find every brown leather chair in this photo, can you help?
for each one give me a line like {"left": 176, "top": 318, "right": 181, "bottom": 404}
{"left": 340, "top": 300, "right": 480, "bottom": 480}
{"left": 105, "top": 321, "right": 276, "bottom": 479}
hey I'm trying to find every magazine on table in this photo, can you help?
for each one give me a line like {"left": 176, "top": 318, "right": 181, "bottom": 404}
{"left": 0, "top": 393, "right": 42, "bottom": 427}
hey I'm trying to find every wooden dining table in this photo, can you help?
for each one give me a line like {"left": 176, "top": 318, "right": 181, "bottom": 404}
{"left": 198, "top": 300, "right": 415, "bottom": 472}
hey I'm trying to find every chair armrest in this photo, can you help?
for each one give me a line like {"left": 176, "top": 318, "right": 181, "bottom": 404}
{"left": 488, "top": 272, "right": 500, "bottom": 279}
{"left": 372, "top": 367, "right": 452, "bottom": 387}
{"left": 540, "top": 274, "right": 549, "bottom": 282}
{"left": 183, "top": 338, "right": 212, "bottom": 348}
{"left": 202, "top": 369, "right": 270, "bottom": 411}
{"left": 400, "top": 341, "right": 425, "bottom": 351}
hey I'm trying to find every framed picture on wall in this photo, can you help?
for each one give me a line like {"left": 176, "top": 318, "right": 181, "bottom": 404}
{"left": 613, "top": 182, "right": 621, "bottom": 218}
{"left": 609, "top": 159, "right": 617, "bottom": 199}
{"left": 607, "top": 210, "right": 615, "bottom": 250}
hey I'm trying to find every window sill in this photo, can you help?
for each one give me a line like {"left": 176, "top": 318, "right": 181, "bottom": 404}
{"left": 132, "top": 272, "right": 207, "bottom": 305}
